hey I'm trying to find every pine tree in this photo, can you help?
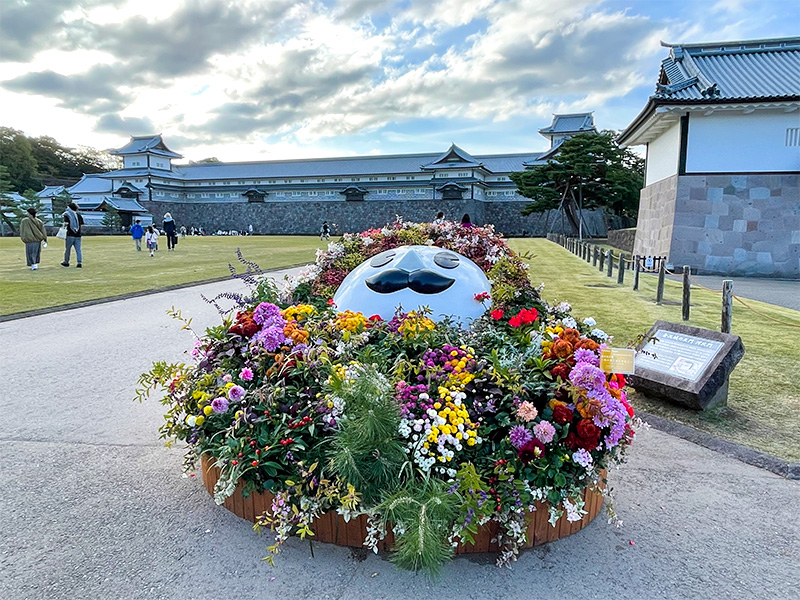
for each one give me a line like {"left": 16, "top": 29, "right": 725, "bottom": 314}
{"left": 51, "top": 189, "right": 72, "bottom": 225}
{"left": 102, "top": 205, "right": 121, "bottom": 231}
{"left": 16, "top": 189, "right": 46, "bottom": 226}
{"left": 0, "top": 165, "right": 23, "bottom": 235}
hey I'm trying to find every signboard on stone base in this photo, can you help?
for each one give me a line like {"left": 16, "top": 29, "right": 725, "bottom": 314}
{"left": 629, "top": 320, "right": 744, "bottom": 410}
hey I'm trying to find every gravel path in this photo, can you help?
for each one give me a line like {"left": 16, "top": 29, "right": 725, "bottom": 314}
{"left": 1, "top": 271, "right": 796, "bottom": 600}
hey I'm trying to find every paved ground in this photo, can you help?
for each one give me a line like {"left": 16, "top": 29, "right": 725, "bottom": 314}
{"left": 659, "top": 273, "right": 800, "bottom": 312}
{"left": 1, "top": 272, "right": 797, "bottom": 600}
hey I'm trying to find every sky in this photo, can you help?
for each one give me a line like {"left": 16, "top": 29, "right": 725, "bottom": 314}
{"left": 1, "top": 0, "right": 798, "bottom": 162}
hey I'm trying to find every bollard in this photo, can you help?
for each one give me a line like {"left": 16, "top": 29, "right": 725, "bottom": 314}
{"left": 617, "top": 253, "right": 626, "bottom": 284}
{"left": 656, "top": 261, "right": 666, "bottom": 305}
{"left": 722, "top": 280, "right": 733, "bottom": 333}
{"left": 633, "top": 258, "right": 640, "bottom": 291}
{"left": 593, "top": 246, "right": 599, "bottom": 267}
{"left": 606, "top": 250, "right": 613, "bottom": 277}
{"left": 586, "top": 244, "right": 591, "bottom": 263}
{"left": 682, "top": 266, "right": 691, "bottom": 321}
{"left": 598, "top": 249, "right": 605, "bottom": 272}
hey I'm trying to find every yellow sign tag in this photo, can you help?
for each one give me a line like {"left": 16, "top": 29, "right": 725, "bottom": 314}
{"left": 599, "top": 348, "right": 636, "bottom": 374}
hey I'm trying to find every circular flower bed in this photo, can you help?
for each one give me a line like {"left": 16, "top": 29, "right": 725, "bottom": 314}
{"left": 138, "top": 218, "right": 641, "bottom": 573}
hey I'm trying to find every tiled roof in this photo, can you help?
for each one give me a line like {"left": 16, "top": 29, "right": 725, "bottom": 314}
{"left": 654, "top": 37, "right": 800, "bottom": 101}
{"left": 539, "top": 113, "right": 595, "bottom": 135}
{"left": 105, "top": 196, "right": 148, "bottom": 212}
{"left": 114, "top": 181, "right": 146, "bottom": 193}
{"left": 421, "top": 144, "right": 483, "bottom": 169}
{"left": 37, "top": 185, "right": 65, "bottom": 198}
{"left": 69, "top": 174, "right": 113, "bottom": 195}
{"left": 110, "top": 135, "right": 182, "bottom": 158}
{"left": 167, "top": 151, "right": 541, "bottom": 180}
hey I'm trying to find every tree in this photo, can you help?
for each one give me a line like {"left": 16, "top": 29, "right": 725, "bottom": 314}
{"left": 0, "top": 165, "right": 23, "bottom": 235}
{"left": 52, "top": 189, "right": 72, "bottom": 225}
{"left": 510, "top": 131, "right": 644, "bottom": 234}
{"left": 0, "top": 127, "right": 40, "bottom": 191}
{"left": 102, "top": 205, "right": 121, "bottom": 231}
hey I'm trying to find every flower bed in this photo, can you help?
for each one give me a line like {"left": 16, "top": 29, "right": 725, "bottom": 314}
{"left": 138, "top": 218, "right": 640, "bottom": 573}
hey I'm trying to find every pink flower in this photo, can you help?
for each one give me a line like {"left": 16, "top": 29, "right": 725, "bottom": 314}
{"left": 533, "top": 420, "right": 556, "bottom": 444}
{"left": 516, "top": 401, "right": 538, "bottom": 422}
{"left": 228, "top": 385, "right": 246, "bottom": 402}
{"left": 239, "top": 367, "right": 253, "bottom": 381}
{"left": 222, "top": 374, "right": 232, "bottom": 383}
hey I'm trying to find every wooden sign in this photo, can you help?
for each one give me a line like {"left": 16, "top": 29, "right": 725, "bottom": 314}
{"left": 599, "top": 348, "right": 635, "bottom": 374}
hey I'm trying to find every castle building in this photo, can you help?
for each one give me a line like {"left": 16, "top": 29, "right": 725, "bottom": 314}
{"left": 618, "top": 37, "right": 800, "bottom": 278}
{"left": 62, "top": 113, "right": 612, "bottom": 236}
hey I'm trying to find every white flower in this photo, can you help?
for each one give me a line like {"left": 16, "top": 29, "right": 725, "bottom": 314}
{"left": 582, "top": 317, "right": 597, "bottom": 327}
{"left": 562, "top": 316, "right": 577, "bottom": 329}
{"left": 590, "top": 328, "right": 609, "bottom": 341}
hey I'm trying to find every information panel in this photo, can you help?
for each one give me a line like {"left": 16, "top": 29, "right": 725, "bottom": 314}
{"left": 636, "top": 329, "right": 724, "bottom": 382}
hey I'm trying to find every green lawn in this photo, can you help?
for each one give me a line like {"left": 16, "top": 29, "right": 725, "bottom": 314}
{"left": 0, "top": 235, "right": 323, "bottom": 316}
{"left": 510, "top": 238, "right": 800, "bottom": 462}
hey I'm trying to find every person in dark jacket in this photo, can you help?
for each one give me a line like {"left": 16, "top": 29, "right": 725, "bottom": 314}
{"left": 19, "top": 208, "right": 48, "bottom": 270}
{"left": 61, "top": 202, "right": 84, "bottom": 268}
{"left": 130, "top": 219, "right": 144, "bottom": 251}
{"left": 163, "top": 213, "right": 177, "bottom": 250}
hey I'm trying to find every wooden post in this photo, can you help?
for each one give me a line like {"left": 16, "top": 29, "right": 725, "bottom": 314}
{"left": 617, "top": 253, "right": 625, "bottom": 284}
{"left": 722, "top": 280, "right": 733, "bottom": 333}
{"left": 633, "top": 257, "right": 640, "bottom": 291}
{"left": 656, "top": 261, "right": 665, "bottom": 305}
{"left": 593, "top": 246, "right": 599, "bottom": 267}
{"left": 606, "top": 250, "right": 613, "bottom": 277}
{"left": 586, "top": 244, "right": 592, "bottom": 263}
{"left": 598, "top": 249, "right": 605, "bottom": 271}
{"left": 682, "top": 266, "right": 691, "bottom": 320}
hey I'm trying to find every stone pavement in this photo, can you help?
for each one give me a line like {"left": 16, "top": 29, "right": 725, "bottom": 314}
{"left": 1, "top": 272, "right": 797, "bottom": 600}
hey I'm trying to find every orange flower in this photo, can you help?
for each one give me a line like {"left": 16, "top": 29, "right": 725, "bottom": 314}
{"left": 552, "top": 339, "right": 573, "bottom": 358}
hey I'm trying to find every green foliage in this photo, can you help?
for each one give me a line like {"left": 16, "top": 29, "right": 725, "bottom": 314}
{"left": 0, "top": 127, "right": 40, "bottom": 192}
{"left": 510, "top": 131, "right": 644, "bottom": 219}
{"left": 379, "top": 479, "right": 460, "bottom": 576}
{"left": 102, "top": 205, "right": 122, "bottom": 230}
{"left": 327, "top": 364, "right": 406, "bottom": 504}
{"left": 52, "top": 189, "right": 72, "bottom": 224}
{"left": 0, "top": 166, "right": 23, "bottom": 234}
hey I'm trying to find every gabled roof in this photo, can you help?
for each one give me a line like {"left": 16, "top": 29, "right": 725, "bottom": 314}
{"left": 435, "top": 181, "right": 468, "bottom": 191}
{"left": 339, "top": 185, "right": 369, "bottom": 194}
{"left": 619, "top": 36, "right": 800, "bottom": 146}
{"left": 110, "top": 135, "right": 183, "bottom": 159}
{"left": 74, "top": 198, "right": 106, "bottom": 210}
{"left": 113, "top": 181, "right": 145, "bottom": 194}
{"left": 654, "top": 37, "right": 800, "bottom": 101}
{"left": 37, "top": 185, "right": 65, "bottom": 198}
{"left": 420, "top": 144, "right": 483, "bottom": 169}
{"left": 105, "top": 196, "right": 148, "bottom": 212}
{"left": 539, "top": 113, "right": 596, "bottom": 135}
{"left": 69, "top": 174, "right": 113, "bottom": 195}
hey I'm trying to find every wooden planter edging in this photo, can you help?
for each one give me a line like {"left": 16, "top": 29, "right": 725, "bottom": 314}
{"left": 200, "top": 454, "right": 604, "bottom": 553}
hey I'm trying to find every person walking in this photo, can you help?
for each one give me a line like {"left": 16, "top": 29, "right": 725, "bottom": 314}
{"left": 145, "top": 226, "right": 159, "bottom": 257}
{"left": 163, "top": 213, "right": 177, "bottom": 251}
{"left": 130, "top": 219, "right": 144, "bottom": 251}
{"left": 61, "top": 202, "right": 84, "bottom": 268}
{"left": 320, "top": 221, "right": 330, "bottom": 240}
{"left": 19, "top": 208, "right": 48, "bottom": 270}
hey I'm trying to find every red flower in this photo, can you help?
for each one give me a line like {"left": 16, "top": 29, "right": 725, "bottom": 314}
{"left": 550, "top": 362, "right": 572, "bottom": 380}
{"left": 474, "top": 292, "right": 491, "bottom": 302}
{"left": 509, "top": 315, "right": 523, "bottom": 327}
{"left": 368, "top": 314, "right": 383, "bottom": 321}
{"left": 552, "top": 404, "right": 574, "bottom": 425}
{"left": 517, "top": 439, "right": 545, "bottom": 464}
{"left": 490, "top": 308, "right": 504, "bottom": 320}
{"left": 519, "top": 308, "right": 538, "bottom": 324}
{"left": 326, "top": 299, "right": 335, "bottom": 306}
{"left": 576, "top": 419, "right": 601, "bottom": 450}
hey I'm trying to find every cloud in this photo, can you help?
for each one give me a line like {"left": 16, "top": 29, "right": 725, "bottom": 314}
{"left": 95, "top": 113, "right": 156, "bottom": 135}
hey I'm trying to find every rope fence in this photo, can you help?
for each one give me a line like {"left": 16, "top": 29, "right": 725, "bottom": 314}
{"left": 546, "top": 233, "right": 800, "bottom": 331}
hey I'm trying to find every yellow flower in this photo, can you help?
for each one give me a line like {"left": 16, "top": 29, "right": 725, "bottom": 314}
{"left": 203, "top": 405, "right": 213, "bottom": 416}
{"left": 195, "top": 416, "right": 205, "bottom": 426}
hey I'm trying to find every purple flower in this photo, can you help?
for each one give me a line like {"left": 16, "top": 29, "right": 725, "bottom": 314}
{"left": 211, "top": 397, "right": 229, "bottom": 413}
{"left": 572, "top": 448, "right": 593, "bottom": 468}
{"left": 252, "top": 302, "right": 282, "bottom": 325}
{"left": 509, "top": 424, "right": 533, "bottom": 449}
{"left": 568, "top": 362, "right": 607, "bottom": 391}
{"left": 228, "top": 385, "right": 246, "bottom": 402}
{"left": 239, "top": 367, "right": 254, "bottom": 381}
{"left": 533, "top": 420, "right": 556, "bottom": 444}
{"left": 252, "top": 325, "right": 289, "bottom": 351}
{"left": 574, "top": 348, "right": 599, "bottom": 366}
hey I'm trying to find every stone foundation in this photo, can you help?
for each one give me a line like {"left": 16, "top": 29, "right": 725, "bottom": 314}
{"left": 633, "top": 173, "right": 799, "bottom": 278}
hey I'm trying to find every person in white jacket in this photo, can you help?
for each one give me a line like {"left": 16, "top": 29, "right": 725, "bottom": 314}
{"left": 145, "top": 226, "right": 159, "bottom": 257}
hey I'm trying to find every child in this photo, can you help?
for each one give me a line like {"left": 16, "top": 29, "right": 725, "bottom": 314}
{"left": 145, "top": 226, "right": 159, "bottom": 257}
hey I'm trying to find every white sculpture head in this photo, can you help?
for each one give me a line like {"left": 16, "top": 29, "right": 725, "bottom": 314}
{"left": 333, "top": 245, "right": 491, "bottom": 323}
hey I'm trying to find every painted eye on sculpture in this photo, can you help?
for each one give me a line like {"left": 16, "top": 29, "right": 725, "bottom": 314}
{"left": 434, "top": 251, "right": 460, "bottom": 269}
{"left": 370, "top": 250, "right": 396, "bottom": 267}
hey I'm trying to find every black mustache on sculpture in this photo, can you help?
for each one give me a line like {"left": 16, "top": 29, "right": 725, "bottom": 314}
{"left": 365, "top": 269, "right": 455, "bottom": 294}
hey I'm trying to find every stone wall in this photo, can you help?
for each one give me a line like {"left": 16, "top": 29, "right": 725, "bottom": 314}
{"left": 633, "top": 173, "right": 799, "bottom": 278}
{"left": 632, "top": 175, "right": 678, "bottom": 259}
{"left": 607, "top": 227, "right": 636, "bottom": 253}
{"left": 670, "top": 174, "right": 799, "bottom": 277}
{"left": 142, "top": 198, "right": 621, "bottom": 238}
